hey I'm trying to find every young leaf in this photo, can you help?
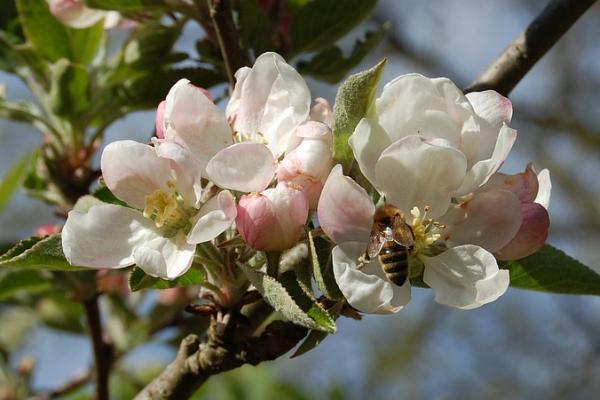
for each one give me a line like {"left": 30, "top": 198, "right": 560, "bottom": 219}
{"left": 129, "top": 266, "right": 205, "bottom": 292}
{"left": 240, "top": 265, "right": 336, "bottom": 333}
{"left": 291, "top": 301, "right": 344, "bottom": 358}
{"left": 501, "top": 245, "right": 600, "bottom": 295}
{"left": 86, "top": 0, "right": 165, "bottom": 12}
{"left": 290, "top": 0, "right": 378, "bottom": 56}
{"left": 0, "top": 270, "right": 51, "bottom": 300}
{"left": 308, "top": 231, "right": 343, "bottom": 300}
{"left": 297, "top": 24, "right": 388, "bottom": 83}
{"left": 69, "top": 20, "right": 105, "bottom": 65}
{"left": 49, "top": 59, "right": 90, "bottom": 115}
{"left": 0, "top": 234, "right": 86, "bottom": 271}
{"left": 332, "top": 59, "right": 386, "bottom": 170}
{"left": 0, "top": 151, "right": 31, "bottom": 213}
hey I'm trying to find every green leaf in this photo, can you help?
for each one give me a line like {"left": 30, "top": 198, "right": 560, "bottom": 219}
{"left": 297, "top": 24, "right": 388, "bottom": 83}
{"left": 17, "top": 0, "right": 71, "bottom": 62}
{"left": 49, "top": 59, "right": 90, "bottom": 115}
{"left": 69, "top": 20, "right": 105, "bottom": 65}
{"left": 0, "top": 270, "right": 51, "bottom": 300}
{"left": 290, "top": 0, "right": 378, "bottom": 55}
{"left": 92, "top": 184, "right": 129, "bottom": 207}
{"left": 85, "top": 0, "right": 165, "bottom": 11}
{"left": 0, "top": 151, "right": 31, "bottom": 213}
{"left": 128, "top": 266, "right": 205, "bottom": 292}
{"left": 292, "top": 301, "right": 343, "bottom": 358}
{"left": 0, "top": 234, "right": 87, "bottom": 271}
{"left": 332, "top": 58, "right": 386, "bottom": 170}
{"left": 235, "top": 0, "right": 278, "bottom": 56}
{"left": 240, "top": 264, "right": 336, "bottom": 333}
{"left": 502, "top": 245, "right": 600, "bottom": 295}
{"left": 308, "top": 232, "right": 343, "bottom": 300}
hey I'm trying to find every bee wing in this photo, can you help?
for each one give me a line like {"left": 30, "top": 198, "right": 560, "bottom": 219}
{"left": 392, "top": 216, "right": 415, "bottom": 247}
{"left": 366, "top": 225, "right": 387, "bottom": 259}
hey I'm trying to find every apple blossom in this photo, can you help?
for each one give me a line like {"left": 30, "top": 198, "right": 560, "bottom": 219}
{"left": 47, "top": 0, "right": 119, "bottom": 29}
{"left": 236, "top": 183, "right": 309, "bottom": 252}
{"left": 349, "top": 74, "right": 516, "bottom": 219}
{"left": 317, "top": 165, "right": 510, "bottom": 313}
{"left": 62, "top": 140, "right": 236, "bottom": 279}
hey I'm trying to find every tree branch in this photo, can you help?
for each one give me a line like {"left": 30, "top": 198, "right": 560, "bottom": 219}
{"left": 134, "top": 313, "right": 307, "bottom": 400}
{"left": 465, "top": 0, "right": 597, "bottom": 96}
{"left": 82, "top": 295, "right": 112, "bottom": 400}
{"left": 206, "top": 0, "right": 250, "bottom": 88}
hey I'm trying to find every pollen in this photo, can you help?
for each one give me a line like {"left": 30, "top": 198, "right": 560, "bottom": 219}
{"left": 409, "top": 206, "right": 442, "bottom": 251}
{"left": 143, "top": 186, "right": 194, "bottom": 236}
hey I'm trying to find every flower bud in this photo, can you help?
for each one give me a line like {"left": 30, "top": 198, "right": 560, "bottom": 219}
{"left": 155, "top": 100, "right": 166, "bottom": 139}
{"left": 35, "top": 224, "right": 60, "bottom": 237}
{"left": 495, "top": 203, "right": 550, "bottom": 260}
{"left": 236, "top": 183, "right": 309, "bottom": 251}
{"left": 47, "top": 0, "right": 118, "bottom": 29}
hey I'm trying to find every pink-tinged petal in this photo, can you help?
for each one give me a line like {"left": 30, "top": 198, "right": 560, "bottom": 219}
{"left": 278, "top": 136, "right": 332, "bottom": 183}
{"left": 296, "top": 120, "right": 332, "bottom": 141}
{"left": 187, "top": 190, "right": 237, "bottom": 244}
{"left": 154, "top": 141, "right": 203, "bottom": 207}
{"left": 332, "top": 242, "right": 410, "bottom": 314}
{"left": 317, "top": 165, "right": 375, "bottom": 244}
{"left": 441, "top": 189, "right": 523, "bottom": 252}
{"left": 495, "top": 203, "right": 549, "bottom": 260}
{"left": 422, "top": 245, "right": 509, "bottom": 309}
{"left": 62, "top": 204, "right": 157, "bottom": 269}
{"left": 155, "top": 100, "right": 166, "bottom": 139}
{"left": 101, "top": 140, "right": 173, "bottom": 209}
{"left": 226, "top": 66, "right": 251, "bottom": 124}
{"left": 349, "top": 118, "right": 392, "bottom": 187}
{"left": 466, "top": 90, "right": 513, "bottom": 128}
{"left": 455, "top": 124, "right": 517, "bottom": 196}
{"left": 236, "top": 183, "right": 308, "bottom": 251}
{"left": 375, "top": 135, "right": 467, "bottom": 218}
{"left": 534, "top": 168, "right": 551, "bottom": 210}
{"left": 206, "top": 143, "right": 277, "bottom": 192}
{"left": 133, "top": 232, "right": 195, "bottom": 279}
{"left": 230, "top": 52, "right": 311, "bottom": 157}
{"left": 49, "top": 0, "right": 107, "bottom": 29}
{"left": 164, "top": 79, "right": 232, "bottom": 171}
{"left": 310, "top": 97, "right": 333, "bottom": 127}
{"left": 481, "top": 163, "right": 539, "bottom": 203}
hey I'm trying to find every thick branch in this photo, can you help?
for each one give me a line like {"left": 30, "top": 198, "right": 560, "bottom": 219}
{"left": 82, "top": 296, "right": 112, "bottom": 400}
{"left": 466, "top": 0, "right": 597, "bottom": 96}
{"left": 134, "top": 319, "right": 307, "bottom": 400}
{"left": 207, "top": 0, "right": 250, "bottom": 88}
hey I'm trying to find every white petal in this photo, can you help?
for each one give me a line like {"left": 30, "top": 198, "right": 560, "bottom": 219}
{"left": 232, "top": 52, "right": 311, "bottom": 157}
{"left": 422, "top": 245, "right": 509, "bottom": 309}
{"left": 206, "top": 143, "right": 277, "bottom": 192}
{"left": 348, "top": 118, "right": 391, "bottom": 187}
{"left": 317, "top": 165, "right": 375, "bottom": 244}
{"left": 154, "top": 140, "right": 203, "bottom": 207}
{"left": 466, "top": 90, "right": 513, "bottom": 128}
{"left": 374, "top": 135, "right": 467, "bottom": 218}
{"left": 187, "top": 190, "right": 237, "bottom": 243}
{"left": 333, "top": 242, "right": 410, "bottom": 314}
{"left": 534, "top": 168, "right": 551, "bottom": 210}
{"left": 133, "top": 232, "right": 195, "bottom": 280}
{"left": 101, "top": 140, "right": 173, "bottom": 209}
{"left": 226, "top": 66, "right": 251, "bottom": 122}
{"left": 441, "top": 189, "right": 523, "bottom": 252}
{"left": 455, "top": 124, "right": 517, "bottom": 196}
{"left": 62, "top": 204, "right": 157, "bottom": 269}
{"left": 164, "top": 80, "right": 233, "bottom": 171}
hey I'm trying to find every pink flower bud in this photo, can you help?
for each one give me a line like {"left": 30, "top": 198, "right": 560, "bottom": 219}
{"left": 155, "top": 100, "right": 166, "bottom": 139}
{"left": 495, "top": 203, "right": 550, "bottom": 260}
{"left": 236, "top": 183, "right": 309, "bottom": 251}
{"left": 35, "top": 224, "right": 61, "bottom": 237}
{"left": 47, "top": 0, "right": 119, "bottom": 29}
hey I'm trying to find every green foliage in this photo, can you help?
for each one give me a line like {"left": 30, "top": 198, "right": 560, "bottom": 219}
{"left": 308, "top": 231, "right": 342, "bottom": 300}
{"left": 290, "top": 0, "right": 379, "bottom": 56}
{"left": 0, "top": 270, "right": 51, "bottom": 300}
{"left": 236, "top": 0, "right": 279, "bottom": 56}
{"left": 0, "top": 234, "right": 86, "bottom": 271}
{"left": 49, "top": 59, "right": 90, "bottom": 115}
{"left": 0, "top": 151, "right": 31, "bottom": 213}
{"left": 86, "top": 0, "right": 165, "bottom": 12}
{"left": 129, "top": 266, "right": 205, "bottom": 292}
{"left": 240, "top": 265, "right": 336, "bottom": 333}
{"left": 298, "top": 23, "right": 388, "bottom": 83}
{"left": 332, "top": 58, "right": 386, "bottom": 170}
{"left": 292, "top": 301, "right": 343, "bottom": 358}
{"left": 501, "top": 245, "right": 600, "bottom": 295}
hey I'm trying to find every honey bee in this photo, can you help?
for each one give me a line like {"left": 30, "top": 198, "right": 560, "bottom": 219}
{"left": 363, "top": 205, "right": 415, "bottom": 286}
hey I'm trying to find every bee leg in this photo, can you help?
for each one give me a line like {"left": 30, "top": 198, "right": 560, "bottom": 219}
{"left": 356, "top": 253, "right": 370, "bottom": 270}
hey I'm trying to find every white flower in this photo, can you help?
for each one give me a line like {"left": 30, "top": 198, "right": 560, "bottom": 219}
{"left": 317, "top": 165, "right": 510, "bottom": 313}
{"left": 62, "top": 141, "right": 236, "bottom": 279}
{"left": 47, "top": 0, "right": 119, "bottom": 29}
{"left": 349, "top": 74, "right": 516, "bottom": 219}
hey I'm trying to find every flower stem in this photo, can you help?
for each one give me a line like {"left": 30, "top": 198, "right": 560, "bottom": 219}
{"left": 82, "top": 295, "right": 112, "bottom": 400}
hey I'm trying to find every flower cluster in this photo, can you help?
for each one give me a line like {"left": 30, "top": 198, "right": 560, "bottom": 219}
{"left": 62, "top": 53, "right": 550, "bottom": 314}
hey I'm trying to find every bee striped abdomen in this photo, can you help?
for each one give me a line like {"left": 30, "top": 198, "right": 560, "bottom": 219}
{"left": 378, "top": 241, "right": 409, "bottom": 286}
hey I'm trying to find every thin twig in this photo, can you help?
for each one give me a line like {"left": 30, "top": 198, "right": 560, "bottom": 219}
{"left": 206, "top": 0, "right": 250, "bottom": 88}
{"left": 82, "top": 295, "right": 112, "bottom": 400}
{"left": 465, "top": 0, "right": 597, "bottom": 96}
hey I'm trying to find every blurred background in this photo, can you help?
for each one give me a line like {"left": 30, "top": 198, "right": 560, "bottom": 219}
{"left": 1, "top": 0, "right": 599, "bottom": 399}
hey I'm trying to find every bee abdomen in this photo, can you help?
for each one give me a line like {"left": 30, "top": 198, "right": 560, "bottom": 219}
{"left": 378, "top": 243, "right": 409, "bottom": 286}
